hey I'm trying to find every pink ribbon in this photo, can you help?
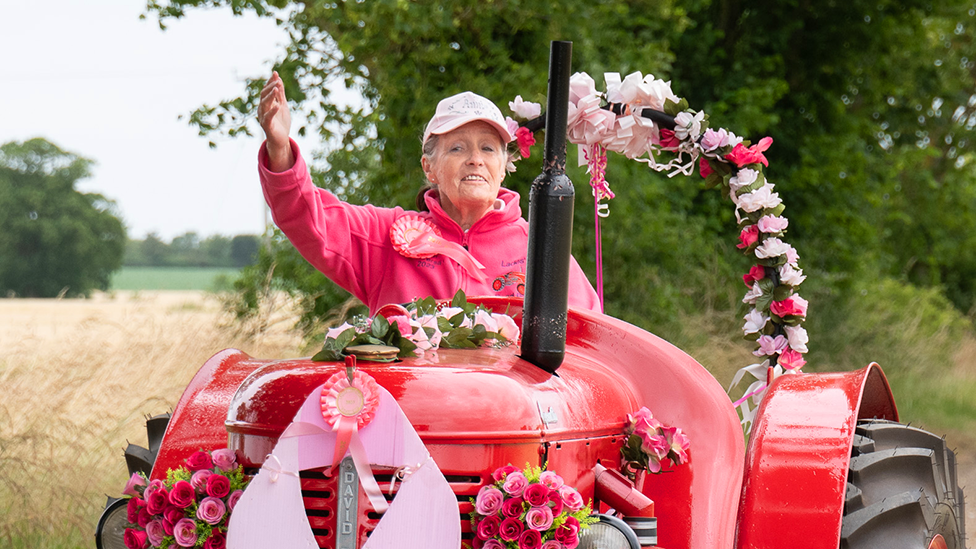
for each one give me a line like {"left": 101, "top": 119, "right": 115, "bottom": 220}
{"left": 406, "top": 232, "right": 488, "bottom": 283}
{"left": 583, "top": 143, "right": 611, "bottom": 313}
{"left": 732, "top": 382, "right": 768, "bottom": 408}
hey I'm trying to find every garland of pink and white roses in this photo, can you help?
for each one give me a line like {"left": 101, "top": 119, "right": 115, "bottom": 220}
{"left": 506, "top": 72, "right": 809, "bottom": 430}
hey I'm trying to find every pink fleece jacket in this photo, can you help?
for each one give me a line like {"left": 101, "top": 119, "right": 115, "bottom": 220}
{"left": 258, "top": 139, "right": 601, "bottom": 313}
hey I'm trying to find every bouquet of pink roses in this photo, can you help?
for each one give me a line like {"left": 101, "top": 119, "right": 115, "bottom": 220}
{"left": 120, "top": 448, "right": 249, "bottom": 549}
{"left": 620, "top": 406, "right": 691, "bottom": 476}
{"left": 469, "top": 464, "right": 596, "bottom": 549}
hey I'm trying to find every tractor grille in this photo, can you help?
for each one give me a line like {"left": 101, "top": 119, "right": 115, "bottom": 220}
{"left": 300, "top": 465, "right": 482, "bottom": 548}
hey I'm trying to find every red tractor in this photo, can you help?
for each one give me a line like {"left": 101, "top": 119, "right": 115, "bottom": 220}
{"left": 96, "top": 43, "right": 965, "bottom": 549}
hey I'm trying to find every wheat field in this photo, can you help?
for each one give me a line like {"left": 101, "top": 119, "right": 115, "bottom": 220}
{"left": 1, "top": 291, "right": 972, "bottom": 547}
{"left": 0, "top": 291, "right": 303, "bottom": 547}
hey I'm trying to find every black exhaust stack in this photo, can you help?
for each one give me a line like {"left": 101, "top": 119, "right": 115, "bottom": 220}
{"left": 520, "top": 41, "right": 574, "bottom": 374}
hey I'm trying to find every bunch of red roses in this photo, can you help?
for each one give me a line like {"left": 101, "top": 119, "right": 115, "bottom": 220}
{"left": 470, "top": 464, "right": 596, "bottom": 549}
{"left": 120, "top": 448, "right": 249, "bottom": 549}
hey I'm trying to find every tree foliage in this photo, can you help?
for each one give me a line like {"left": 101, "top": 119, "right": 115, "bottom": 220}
{"left": 147, "top": 0, "right": 976, "bottom": 342}
{"left": 125, "top": 232, "right": 260, "bottom": 268}
{"left": 0, "top": 139, "right": 126, "bottom": 297}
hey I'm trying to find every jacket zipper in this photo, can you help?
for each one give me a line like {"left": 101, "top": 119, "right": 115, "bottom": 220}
{"left": 460, "top": 230, "right": 470, "bottom": 291}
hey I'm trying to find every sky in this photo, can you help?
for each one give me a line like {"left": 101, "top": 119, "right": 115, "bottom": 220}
{"left": 1, "top": 0, "right": 322, "bottom": 240}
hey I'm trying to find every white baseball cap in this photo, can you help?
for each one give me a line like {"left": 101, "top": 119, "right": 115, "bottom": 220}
{"left": 422, "top": 91, "right": 515, "bottom": 144}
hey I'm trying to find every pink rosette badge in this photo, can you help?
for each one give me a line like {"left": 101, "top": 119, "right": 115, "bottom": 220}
{"left": 320, "top": 367, "right": 380, "bottom": 470}
{"left": 319, "top": 363, "right": 389, "bottom": 512}
{"left": 390, "top": 215, "right": 488, "bottom": 282}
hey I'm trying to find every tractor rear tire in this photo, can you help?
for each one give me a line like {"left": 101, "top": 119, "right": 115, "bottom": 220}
{"left": 840, "top": 419, "right": 965, "bottom": 549}
{"left": 95, "top": 413, "right": 171, "bottom": 548}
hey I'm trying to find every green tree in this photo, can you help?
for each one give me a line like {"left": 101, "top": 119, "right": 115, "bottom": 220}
{"left": 141, "top": 232, "right": 170, "bottom": 266}
{"left": 147, "top": 0, "right": 976, "bottom": 340}
{"left": 123, "top": 238, "right": 146, "bottom": 266}
{"left": 230, "top": 234, "right": 260, "bottom": 267}
{"left": 0, "top": 139, "right": 126, "bottom": 297}
{"left": 201, "top": 234, "right": 233, "bottom": 267}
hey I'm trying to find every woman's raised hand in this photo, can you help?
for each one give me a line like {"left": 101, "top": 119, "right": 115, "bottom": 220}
{"left": 258, "top": 71, "right": 296, "bottom": 172}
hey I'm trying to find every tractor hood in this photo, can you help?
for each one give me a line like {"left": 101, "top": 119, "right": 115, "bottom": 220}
{"left": 224, "top": 339, "right": 640, "bottom": 467}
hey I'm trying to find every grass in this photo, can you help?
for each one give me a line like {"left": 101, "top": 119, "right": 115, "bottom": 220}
{"left": 110, "top": 267, "right": 240, "bottom": 291}
{"left": 0, "top": 291, "right": 302, "bottom": 548}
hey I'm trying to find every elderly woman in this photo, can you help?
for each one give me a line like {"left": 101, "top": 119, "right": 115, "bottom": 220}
{"left": 257, "top": 71, "right": 600, "bottom": 313}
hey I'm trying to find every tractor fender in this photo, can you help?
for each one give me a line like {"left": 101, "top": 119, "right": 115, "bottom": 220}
{"left": 566, "top": 307, "right": 746, "bottom": 549}
{"left": 735, "top": 363, "right": 898, "bottom": 548}
{"left": 150, "top": 348, "right": 262, "bottom": 479}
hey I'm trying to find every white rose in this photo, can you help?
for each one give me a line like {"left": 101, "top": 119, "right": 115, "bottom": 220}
{"left": 491, "top": 313, "right": 520, "bottom": 342}
{"left": 439, "top": 307, "right": 472, "bottom": 327}
{"left": 472, "top": 309, "right": 498, "bottom": 333}
{"left": 737, "top": 183, "right": 781, "bottom": 213}
{"left": 729, "top": 168, "right": 759, "bottom": 193}
{"left": 779, "top": 264, "right": 807, "bottom": 286}
{"left": 742, "top": 309, "right": 769, "bottom": 335}
{"left": 509, "top": 95, "right": 542, "bottom": 119}
{"left": 674, "top": 110, "right": 705, "bottom": 141}
{"left": 755, "top": 237, "right": 791, "bottom": 259}
{"left": 784, "top": 325, "right": 809, "bottom": 353}
{"left": 742, "top": 284, "right": 764, "bottom": 305}
{"left": 326, "top": 322, "right": 356, "bottom": 340}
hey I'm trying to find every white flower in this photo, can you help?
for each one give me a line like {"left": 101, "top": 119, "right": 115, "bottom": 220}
{"left": 737, "top": 183, "right": 781, "bottom": 213}
{"left": 742, "top": 309, "right": 769, "bottom": 335}
{"left": 753, "top": 334, "right": 788, "bottom": 357}
{"left": 439, "top": 306, "right": 472, "bottom": 327}
{"left": 326, "top": 322, "right": 356, "bottom": 339}
{"left": 509, "top": 95, "right": 542, "bottom": 119}
{"left": 743, "top": 284, "right": 764, "bottom": 305}
{"left": 491, "top": 313, "right": 520, "bottom": 342}
{"left": 408, "top": 315, "right": 442, "bottom": 352}
{"left": 726, "top": 130, "right": 744, "bottom": 148}
{"left": 439, "top": 306, "right": 463, "bottom": 318}
{"left": 615, "top": 71, "right": 679, "bottom": 112}
{"left": 674, "top": 110, "right": 705, "bottom": 141}
{"left": 640, "top": 74, "right": 679, "bottom": 111}
{"left": 729, "top": 168, "right": 759, "bottom": 193}
{"left": 472, "top": 309, "right": 498, "bottom": 333}
{"left": 757, "top": 215, "right": 789, "bottom": 233}
{"left": 785, "top": 246, "right": 800, "bottom": 266}
{"left": 778, "top": 263, "right": 807, "bottom": 286}
{"left": 755, "top": 237, "right": 791, "bottom": 259}
{"left": 784, "top": 325, "right": 809, "bottom": 353}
